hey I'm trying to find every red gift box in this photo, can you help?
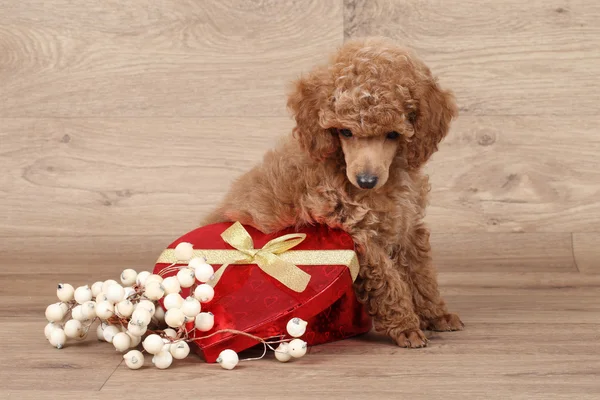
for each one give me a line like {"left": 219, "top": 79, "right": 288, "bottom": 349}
{"left": 153, "top": 222, "right": 372, "bottom": 363}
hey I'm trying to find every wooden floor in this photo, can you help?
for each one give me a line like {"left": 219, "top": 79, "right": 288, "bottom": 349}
{"left": 1, "top": 0, "right": 600, "bottom": 399}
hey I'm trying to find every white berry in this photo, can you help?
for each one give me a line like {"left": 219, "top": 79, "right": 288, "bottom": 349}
{"left": 163, "top": 328, "right": 178, "bottom": 339}
{"left": 127, "top": 321, "right": 147, "bottom": 337}
{"left": 124, "top": 350, "right": 145, "bottom": 370}
{"left": 120, "top": 269, "right": 138, "bottom": 286}
{"left": 286, "top": 317, "right": 308, "bottom": 338}
{"left": 74, "top": 285, "right": 93, "bottom": 304}
{"left": 163, "top": 293, "right": 184, "bottom": 310}
{"left": 127, "top": 331, "right": 142, "bottom": 348}
{"left": 176, "top": 268, "right": 196, "bottom": 288}
{"left": 170, "top": 341, "right": 190, "bottom": 360}
{"left": 288, "top": 338, "right": 307, "bottom": 358}
{"left": 145, "top": 274, "right": 163, "bottom": 286}
{"left": 174, "top": 242, "right": 194, "bottom": 261}
{"left": 56, "top": 283, "right": 75, "bottom": 302}
{"left": 113, "top": 300, "right": 132, "bottom": 318}
{"left": 194, "top": 312, "right": 214, "bottom": 332}
{"left": 190, "top": 258, "right": 214, "bottom": 283}
{"left": 95, "top": 301, "right": 115, "bottom": 320}
{"left": 153, "top": 306, "right": 166, "bottom": 326}
{"left": 103, "top": 325, "right": 120, "bottom": 343}
{"left": 152, "top": 350, "right": 173, "bottom": 369}
{"left": 274, "top": 343, "right": 292, "bottom": 362}
{"left": 123, "top": 286, "right": 136, "bottom": 299}
{"left": 64, "top": 319, "right": 83, "bottom": 339}
{"left": 106, "top": 283, "right": 125, "bottom": 304}
{"left": 188, "top": 257, "right": 203, "bottom": 269}
{"left": 49, "top": 327, "right": 67, "bottom": 349}
{"left": 161, "top": 276, "right": 181, "bottom": 295}
{"left": 136, "top": 271, "right": 151, "bottom": 287}
{"left": 101, "top": 279, "right": 119, "bottom": 294}
{"left": 96, "top": 323, "right": 107, "bottom": 341}
{"left": 136, "top": 300, "right": 156, "bottom": 315}
{"left": 193, "top": 284, "right": 214, "bottom": 303}
{"left": 131, "top": 308, "right": 152, "bottom": 326}
{"left": 112, "top": 332, "right": 131, "bottom": 352}
{"left": 165, "top": 308, "right": 186, "bottom": 328}
{"left": 143, "top": 334, "right": 165, "bottom": 355}
{"left": 144, "top": 282, "right": 165, "bottom": 301}
{"left": 45, "top": 303, "right": 66, "bottom": 323}
{"left": 81, "top": 301, "right": 97, "bottom": 320}
{"left": 44, "top": 322, "right": 58, "bottom": 340}
{"left": 69, "top": 305, "right": 83, "bottom": 322}
{"left": 181, "top": 297, "right": 201, "bottom": 317}
{"left": 91, "top": 281, "right": 104, "bottom": 297}
{"left": 217, "top": 349, "right": 239, "bottom": 370}
{"left": 96, "top": 292, "right": 109, "bottom": 303}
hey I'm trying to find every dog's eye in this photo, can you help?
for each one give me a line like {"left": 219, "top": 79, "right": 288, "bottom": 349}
{"left": 339, "top": 129, "right": 353, "bottom": 138}
{"left": 386, "top": 131, "right": 400, "bottom": 140}
{"left": 407, "top": 111, "right": 417, "bottom": 123}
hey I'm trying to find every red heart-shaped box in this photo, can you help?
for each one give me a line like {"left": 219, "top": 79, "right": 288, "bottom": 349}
{"left": 153, "top": 222, "right": 372, "bottom": 362}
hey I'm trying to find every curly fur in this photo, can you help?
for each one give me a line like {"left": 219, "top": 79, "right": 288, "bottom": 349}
{"left": 203, "top": 37, "right": 463, "bottom": 347}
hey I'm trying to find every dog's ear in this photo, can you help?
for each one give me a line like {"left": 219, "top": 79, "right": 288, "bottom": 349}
{"left": 287, "top": 69, "right": 337, "bottom": 161}
{"left": 405, "top": 80, "right": 458, "bottom": 169}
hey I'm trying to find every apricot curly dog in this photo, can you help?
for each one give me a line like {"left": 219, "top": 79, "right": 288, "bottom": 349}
{"left": 204, "top": 37, "right": 463, "bottom": 347}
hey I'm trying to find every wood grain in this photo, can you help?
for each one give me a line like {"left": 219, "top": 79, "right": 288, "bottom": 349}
{"left": 5, "top": 272, "right": 599, "bottom": 397}
{"left": 2, "top": 116, "right": 599, "bottom": 236}
{"left": 0, "top": 0, "right": 343, "bottom": 117}
{"left": 0, "top": 232, "right": 575, "bottom": 276}
{"left": 1, "top": 0, "right": 600, "bottom": 397}
{"left": 0, "top": 235, "right": 170, "bottom": 275}
{"left": 0, "top": 232, "right": 576, "bottom": 319}
{"left": 426, "top": 116, "right": 600, "bottom": 232}
{"left": 573, "top": 233, "right": 600, "bottom": 273}
{"left": 1, "top": 320, "right": 121, "bottom": 391}
{"left": 0, "top": 118, "right": 293, "bottom": 237}
{"left": 344, "top": 0, "right": 600, "bottom": 116}
{"left": 432, "top": 233, "right": 576, "bottom": 272}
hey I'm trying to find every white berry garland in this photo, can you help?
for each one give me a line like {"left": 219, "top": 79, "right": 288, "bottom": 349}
{"left": 44, "top": 242, "right": 309, "bottom": 370}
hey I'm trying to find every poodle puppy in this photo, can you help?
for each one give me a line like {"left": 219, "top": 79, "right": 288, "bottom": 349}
{"left": 203, "top": 37, "right": 463, "bottom": 347}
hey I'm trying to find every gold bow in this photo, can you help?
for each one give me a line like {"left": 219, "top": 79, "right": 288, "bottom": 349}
{"left": 212, "top": 221, "right": 311, "bottom": 292}
{"left": 156, "top": 222, "right": 360, "bottom": 292}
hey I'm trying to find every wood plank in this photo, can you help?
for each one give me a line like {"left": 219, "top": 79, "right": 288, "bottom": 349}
{"left": 3, "top": 116, "right": 600, "bottom": 236}
{"left": 432, "top": 233, "right": 576, "bottom": 272}
{"left": 425, "top": 116, "right": 600, "bottom": 232}
{"left": 0, "top": 233, "right": 575, "bottom": 276}
{"left": 0, "top": 235, "right": 171, "bottom": 275}
{"left": 320, "top": 323, "right": 600, "bottom": 356}
{"left": 344, "top": 0, "right": 600, "bottom": 115}
{"left": 7, "top": 270, "right": 600, "bottom": 396}
{"left": 101, "top": 354, "right": 600, "bottom": 399}
{"left": 573, "top": 233, "right": 600, "bottom": 273}
{"left": 0, "top": 0, "right": 342, "bottom": 117}
{"left": 6, "top": 386, "right": 599, "bottom": 400}
{"left": 1, "top": 320, "right": 121, "bottom": 391}
{"left": 0, "top": 117, "right": 292, "bottom": 237}
{"left": 8, "top": 270, "right": 600, "bottom": 323}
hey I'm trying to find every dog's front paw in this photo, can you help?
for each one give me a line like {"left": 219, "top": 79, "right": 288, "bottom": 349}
{"left": 423, "top": 313, "right": 464, "bottom": 332}
{"left": 393, "top": 329, "right": 428, "bottom": 348}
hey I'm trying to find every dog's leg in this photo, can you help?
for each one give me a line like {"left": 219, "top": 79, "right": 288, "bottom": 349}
{"left": 354, "top": 244, "right": 428, "bottom": 348}
{"left": 401, "top": 224, "right": 464, "bottom": 332}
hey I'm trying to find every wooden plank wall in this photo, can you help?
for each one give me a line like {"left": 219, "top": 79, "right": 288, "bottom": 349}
{"left": 1, "top": 0, "right": 599, "bottom": 273}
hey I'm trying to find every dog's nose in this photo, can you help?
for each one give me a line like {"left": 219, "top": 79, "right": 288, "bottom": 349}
{"left": 356, "top": 173, "right": 378, "bottom": 189}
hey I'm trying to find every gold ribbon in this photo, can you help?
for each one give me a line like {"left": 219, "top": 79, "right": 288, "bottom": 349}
{"left": 156, "top": 222, "right": 360, "bottom": 292}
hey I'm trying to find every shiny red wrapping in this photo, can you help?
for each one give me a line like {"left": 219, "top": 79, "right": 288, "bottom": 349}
{"left": 153, "top": 222, "right": 372, "bottom": 363}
